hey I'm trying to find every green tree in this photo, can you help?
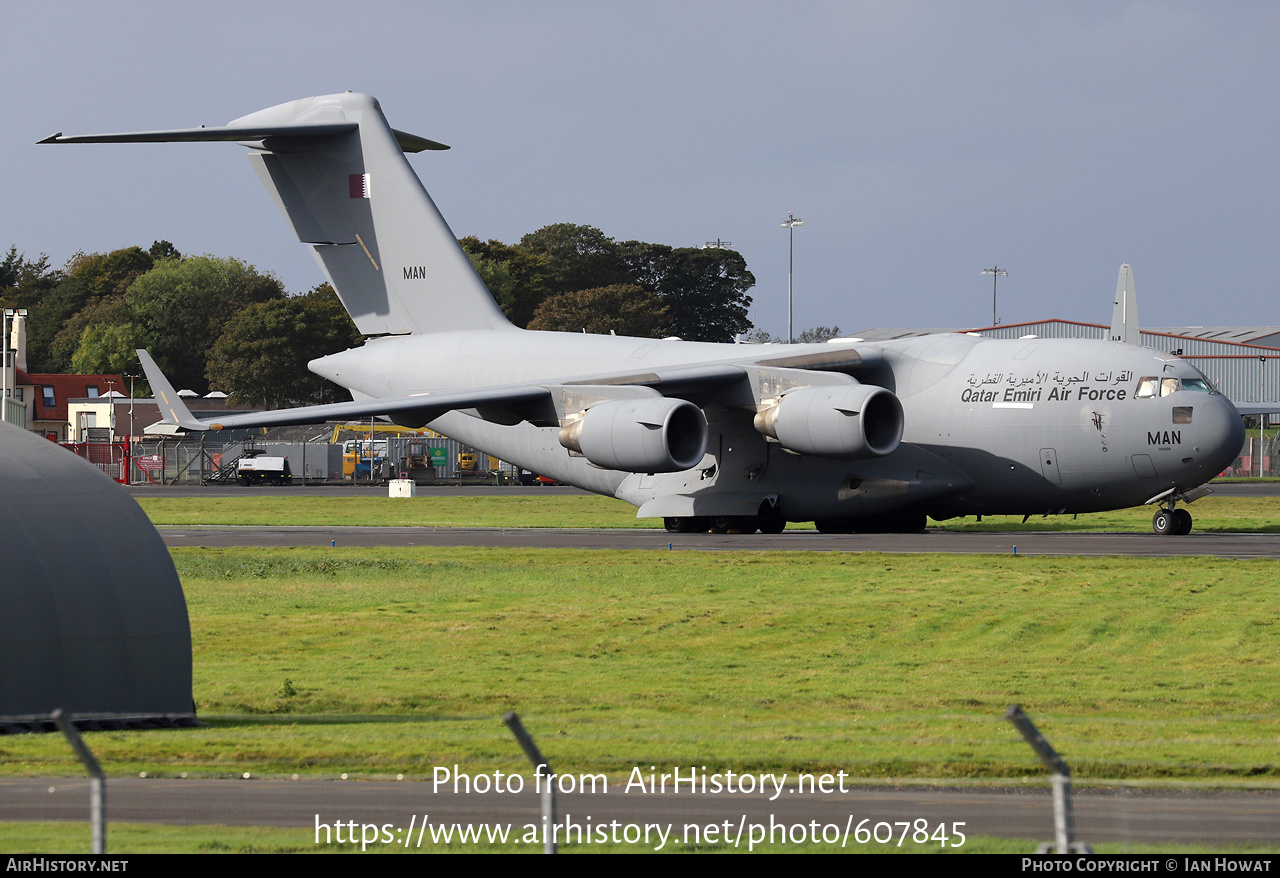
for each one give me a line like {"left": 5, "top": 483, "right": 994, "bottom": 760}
{"left": 0, "top": 248, "right": 61, "bottom": 313}
{"left": 70, "top": 321, "right": 148, "bottom": 377}
{"left": 526, "top": 284, "right": 668, "bottom": 337}
{"left": 618, "top": 243, "right": 755, "bottom": 342}
{"left": 126, "top": 255, "right": 286, "bottom": 393}
{"left": 53, "top": 296, "right": 133, "bottom": 374}
{"left": 465, "top": 250, "right": 516, "bottom": 312}
{"left": 518, "top": 224, "right": 630, "bottom": 295}
{"left": 205, "top": 284, "right": 361, "bottom": 408}
{"left": 148, "top": 240, "right": 182, "bottom": 260}
{"left": 797, "top": 326, "right": 843, "bottom": 343}
{"left": 458, "top": 236, "right": 553, "bottom": 326}
{"left": 25, "top": 246, "right": 154, "bottom": 372}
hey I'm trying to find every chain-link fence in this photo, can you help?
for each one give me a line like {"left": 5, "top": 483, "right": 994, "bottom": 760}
{"left": 5, "top": 710, "right": 1280, "bottom": 854}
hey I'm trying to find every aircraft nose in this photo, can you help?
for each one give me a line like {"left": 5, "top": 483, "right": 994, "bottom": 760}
{"left": 1198, "top": 394, "right": 1246, "bottom": 476}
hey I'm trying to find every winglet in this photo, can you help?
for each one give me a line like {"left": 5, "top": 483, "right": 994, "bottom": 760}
{"left": 136, "top": 349, "right": 213, "bottom": 431}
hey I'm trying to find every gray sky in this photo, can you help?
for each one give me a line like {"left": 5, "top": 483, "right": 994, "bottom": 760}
{"left": 6, "top": 1, "right": 1278, "bottom": 337}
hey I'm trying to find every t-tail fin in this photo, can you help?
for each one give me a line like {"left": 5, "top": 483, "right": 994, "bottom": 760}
{"left": 43, "top": 93, "right": 511, "bottom": 336}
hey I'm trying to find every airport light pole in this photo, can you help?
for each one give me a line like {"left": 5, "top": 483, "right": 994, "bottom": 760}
{"left": 126, "top": 372, "right": 138, "bottom": 486}
{"left": 1261, "top": 356, "right": 1267, "bottom": 478}
{"left": 981, "top": 266, "right": 1009, "bottom": 326}
{"left": 781, "top": 212, "right": 803, "bottom": 343}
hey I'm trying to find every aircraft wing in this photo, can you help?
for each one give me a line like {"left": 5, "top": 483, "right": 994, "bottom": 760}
{"left": 138, "top": 349, "right": 551, "bottom": 432}
{"left": 138, "top": 350, "right": 750, "bottom": 433}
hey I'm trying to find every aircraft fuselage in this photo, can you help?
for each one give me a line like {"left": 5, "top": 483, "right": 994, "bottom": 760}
{"left": 310, "top": 329, "right": 1244, "bottom": 524}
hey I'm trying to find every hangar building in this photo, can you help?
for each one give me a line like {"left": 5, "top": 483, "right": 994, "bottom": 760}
{"left": 0, "top": 421, "right": 195, "bottom": 731}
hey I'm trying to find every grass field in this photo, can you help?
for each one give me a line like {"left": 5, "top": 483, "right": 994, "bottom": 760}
{"left": 8, "top": 494, "right": 1280, "bottom": 853}
{"left": 135, "top": 492, "right": 1280, "bottom": 532}
{"left": 5, "top": 548, "right": 1279, "bottom": 783}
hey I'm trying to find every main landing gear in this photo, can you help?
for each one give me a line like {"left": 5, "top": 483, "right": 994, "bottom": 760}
{"left": 664, "top": 502, "right": 787, "bottom": 535}
{"left": 663, "top": 513, "right": 786, "bottom": 535}
{"left": 664, "top": 509, "right": 927, "bottom": 535}
{"left": 813, "top": 512, "right": 927, "bottom": 534}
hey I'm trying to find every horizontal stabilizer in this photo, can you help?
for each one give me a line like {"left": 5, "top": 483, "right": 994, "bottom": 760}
{"left": 40, "top": 124, "right": 448, "bottom": 152}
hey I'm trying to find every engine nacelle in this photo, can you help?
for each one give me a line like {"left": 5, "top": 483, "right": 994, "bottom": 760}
{"left": 753, "top": 383, "right": 903, "bottom": 459}
{"left": 558, "top": 397, "right": 708, "bottom": 473}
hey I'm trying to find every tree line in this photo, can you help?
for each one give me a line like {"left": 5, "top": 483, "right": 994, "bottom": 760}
{"left": 0, "top": 224, "right": 758, "bottom": 408}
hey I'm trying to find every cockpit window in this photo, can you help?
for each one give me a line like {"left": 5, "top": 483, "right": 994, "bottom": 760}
{"left": 1161, "top": 378, "right": 1179, "bottom": 397}
{"left": 1180, "top": 378, "right": 1213, "bottom": 393}
{"left": 1136, "top": 377, "right": 1159, "bottom": 398}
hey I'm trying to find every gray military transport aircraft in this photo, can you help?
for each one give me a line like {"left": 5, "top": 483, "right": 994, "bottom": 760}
{"left": 42, "top": 92, "right": 1245, "bottom": 536}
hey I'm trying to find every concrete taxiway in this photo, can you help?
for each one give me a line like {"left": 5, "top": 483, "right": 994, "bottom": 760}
{"left": 127, "top": 481, "right": 1280, "bottom": 498}
{"left": 155, "top": 526, "right": 1280, "bottom": 558}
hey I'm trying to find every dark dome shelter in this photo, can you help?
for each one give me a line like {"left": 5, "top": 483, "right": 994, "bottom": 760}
{"left": 0, "top": 422, "right": 194, "bottom": 732}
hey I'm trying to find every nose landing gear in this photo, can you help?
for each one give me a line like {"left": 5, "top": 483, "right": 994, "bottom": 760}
{"left": 1152, "top": 506, "right": 1193, "bottom": 536}
{"left": 1146, "top": 485, "right": 1212, "bottom": 536}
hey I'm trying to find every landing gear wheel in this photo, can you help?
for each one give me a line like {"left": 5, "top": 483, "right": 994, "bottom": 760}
{"left": 709, "top": 516, "right": 734, "bottom": 534}
{"left": 865, "top": 512, "right": 927, "bottom": 533}
{"left": 1173, "top": 508, "right": 1193, "bottom": 535}
{"left": 664, "top": 517, "right": 698, "bottom": 533}
{"left": 1152, "top": 509, "right": 1175, "bottom": 535}
{"left": 757, "top": 513, "right": 785, "bottom": 534}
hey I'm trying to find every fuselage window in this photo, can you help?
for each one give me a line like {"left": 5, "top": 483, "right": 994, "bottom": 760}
{"left": 1135, "top": 377, "right": 1159, "bottom": 398}
{"left": 1173, "top": 406, "right": 1193, "bottom": 424}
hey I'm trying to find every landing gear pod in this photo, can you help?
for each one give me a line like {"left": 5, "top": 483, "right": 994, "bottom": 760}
{"left": 754, "top": 384, "right": 904, "bottom": 459}
{"left": 559, "top": 398, "right": 708, "bottom": 473}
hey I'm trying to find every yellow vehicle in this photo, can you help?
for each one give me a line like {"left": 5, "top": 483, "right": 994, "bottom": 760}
{"left": 342, "top": 439, "right": 388, "bottom": 479}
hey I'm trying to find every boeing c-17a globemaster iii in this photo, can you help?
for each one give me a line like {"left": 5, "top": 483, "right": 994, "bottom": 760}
{"left": 42, "top": 92, "right": 1245, "bottom": 535}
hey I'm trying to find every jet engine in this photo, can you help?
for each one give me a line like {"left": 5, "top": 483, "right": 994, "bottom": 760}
{"left": 753, "top": 383, "right": 903, "bottom": 459}
{"left": 559, "top": 397, "right": 708, "bottom": 472}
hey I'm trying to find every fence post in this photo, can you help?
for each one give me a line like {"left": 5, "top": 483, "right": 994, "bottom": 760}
{"left": 1005, "top": 704, "right": 1092, "bottom": 854}
{"left": 51, "top": 709, "right": 106, "bottom": 855}
{"left": 503, "top": 711, "right": 556, "bottom": 853}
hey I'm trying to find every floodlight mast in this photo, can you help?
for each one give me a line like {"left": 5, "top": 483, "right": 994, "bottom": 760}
{"left": 981, "top": 265, "right": 1009, "bottom": 326}
{"left": 781, "top": 212, "right": 804, "bottom": 343}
